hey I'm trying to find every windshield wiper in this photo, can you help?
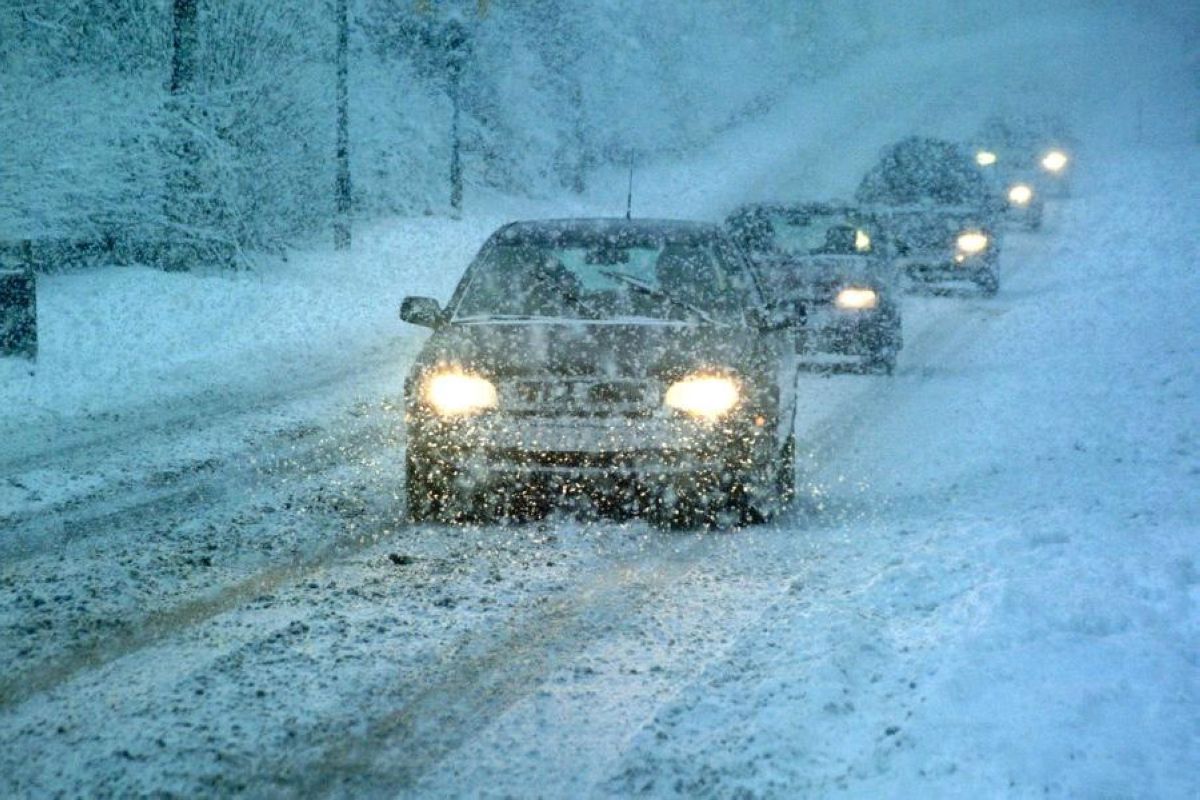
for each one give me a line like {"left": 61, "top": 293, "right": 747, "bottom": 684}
{"left": 529, "top": 267, "right": 601, "bottom": 319}
{"left": 452, "top": 314, "right": 543, "bottom": 322}
{"left": 597, "top": 269, "right": 716, "bottom": 324}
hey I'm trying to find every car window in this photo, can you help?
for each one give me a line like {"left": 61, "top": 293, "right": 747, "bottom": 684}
{"left": 453, "top": 238, "right": 744, "bottom": 322}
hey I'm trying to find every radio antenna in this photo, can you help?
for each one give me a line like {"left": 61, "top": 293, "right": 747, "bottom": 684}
{"left": 625, "top": 160, "right": 635, "bottom": 220}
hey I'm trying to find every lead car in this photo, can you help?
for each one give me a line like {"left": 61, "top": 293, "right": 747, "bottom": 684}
{"left": 399, "top": 218, "right": 800, "bottom": 527}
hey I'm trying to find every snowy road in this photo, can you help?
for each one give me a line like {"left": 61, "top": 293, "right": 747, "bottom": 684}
{"left": 2, "top": 145, "right": 1197, "bottom": 796}
{"left": 2, "top": 9, "right": 1197, "bottom": 796}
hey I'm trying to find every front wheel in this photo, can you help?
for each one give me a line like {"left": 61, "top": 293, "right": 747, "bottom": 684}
{"left": 866, "top": 345, "right": 898, "bottom": 375}
{"left": 734, "top": 433, "right": 796, "bottom": 525}
{"left": 976, "top": 269, "right": 999, "bottom": 296}
{"left": 406, "top": 452, "right": 456, "bottom": 522}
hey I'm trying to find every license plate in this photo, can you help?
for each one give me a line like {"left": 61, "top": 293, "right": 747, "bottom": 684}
{"left": 487, "top": 420, "right": 669, "bottom": 452}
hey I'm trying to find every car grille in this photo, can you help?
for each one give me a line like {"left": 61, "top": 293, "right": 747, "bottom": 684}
{"left": 500, "top": 379, "right": 656, "bottom": 418}
{"left": 487, "top": 449, "right": 663, "bottom": 469}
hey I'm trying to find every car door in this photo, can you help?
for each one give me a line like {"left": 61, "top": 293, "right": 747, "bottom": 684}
{"left": 716, "top": 235, "right": 799, "bottom": 447}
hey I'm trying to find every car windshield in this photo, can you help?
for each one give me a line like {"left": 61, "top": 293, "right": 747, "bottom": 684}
{"left": 453, "top": 237, "right": 742, "bottom": 322}
{"left": 857, "top": 138, "right": 991, "bottom": 206}
{"left": 769, "top": 214, "right": 865, "bottom": 255}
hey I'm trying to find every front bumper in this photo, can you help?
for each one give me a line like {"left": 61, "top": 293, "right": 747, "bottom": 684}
{"left": 408, "top": 412, "right": 763, "bottom": 485}
{"left": 896, "top": 255, "right": 995, "bottom": 287}
{"left": 797, "top": 306, "right": 897, "bottom": 357}
{"left": 1002, "top": 200, "right": 1044, "bottom": 229}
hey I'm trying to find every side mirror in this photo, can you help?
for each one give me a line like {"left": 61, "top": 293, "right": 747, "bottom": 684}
{"left": 744, "top": 304, "right": 797, "bottom": 332}
{"left": 399, "top": 296, "right": 444, "bottom": 328}
{"left": 822, "top": 224, "right": 859, "bottom": 254}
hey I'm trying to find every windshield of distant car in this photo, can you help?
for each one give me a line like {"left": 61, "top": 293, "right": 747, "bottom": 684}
{"left": 856, "top": 138, "right": 991, "bottom": 206}
{"left": 452, "top": 236, "right": 748, "bottom": 322}
{"left": 767, "top": 214, "right": 862, "bottom": 255}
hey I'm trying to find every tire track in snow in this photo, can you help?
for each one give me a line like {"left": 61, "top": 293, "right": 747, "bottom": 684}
{"left": 0, "top": 336, "right": 421, "bottom": 478}
{"left": 0, "top": 410, "right": 399, "bottom": 563}
{"left": 0, "top": 492, "right": 409, "bottom": 710}
{"left": 0, "top": 411, "right": 408, "bottom": 708}
{"left": 273, "top": 538, "right": 717, "bottom": 797}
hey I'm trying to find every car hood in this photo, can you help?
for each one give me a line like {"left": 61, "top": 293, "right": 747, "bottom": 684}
{"left": 754, "top": 254, "right": 884, "bottom": 299}
{"left": 871, "top": 205, "right": 994, "bottom": 254}
{"left": 411, "top": 319, "right": 757, "bottom": 380}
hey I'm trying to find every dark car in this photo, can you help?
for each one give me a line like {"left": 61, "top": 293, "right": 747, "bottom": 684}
{"left": 970, "top": 114, "right": 1075, "bottom": 199}
{"left": 398, "top": 218, "right": 800, "bottom": 527}
{"left": 725, "top": 202, "right": 902, "bottom": 374}
{"left": 857, "top": 136, "right": 1003, "bottom": 295}
{"left": 0, "top": 246, "right": 37, "bottom": 361}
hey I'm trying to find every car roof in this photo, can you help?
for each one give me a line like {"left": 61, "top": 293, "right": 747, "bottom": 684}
{"left": 494, "top": 217, "right": 722, "bottom": 243}
{"left": 727, "top": 202, "right": 866, "bottom": 219}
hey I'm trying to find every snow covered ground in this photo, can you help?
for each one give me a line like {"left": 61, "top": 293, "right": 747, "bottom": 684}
{"left": 1, "top": 6, "right": 1197, "bottom": 798}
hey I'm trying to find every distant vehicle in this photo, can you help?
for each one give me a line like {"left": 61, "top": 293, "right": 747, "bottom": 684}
{"left": 991, "top": 173, "right": 1045, "bottom": 231}
{"left": 725, "top": 202, "right": 903, "bottom": 374}
{"left": 0, "top": 246, "right": 37, "bottom": 360}
{"left": 857, "top": 136, "right": 1003, "bottom": 296}
{"left": 398, "top": 218, "right": 800, "bottom": 527}
{"left": 970, "top": 114, "right": 1075, "bottom": 199}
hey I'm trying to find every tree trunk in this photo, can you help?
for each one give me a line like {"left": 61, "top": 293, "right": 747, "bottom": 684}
{"left": 164, "top": 0, "right": 199, "bottom": 271}
{"left": 449, "top": 66, "right": 462, "bottom": 215}
{"left": 333, "top": 0, "right": 352, "bottom": 250}
{"left": 446, "top": 20, "right": 467, "bottom": 216}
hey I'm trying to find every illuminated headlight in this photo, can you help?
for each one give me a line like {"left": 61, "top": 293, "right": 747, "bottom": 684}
{"left": 1007, "top": 183, "right": 1033, "bottom": 206}
{"left": 664, "top": 374, "right": 740, "bottom": 420}
{"left": 1041, "top": 150, "right": 1068, "bottom": 173}
{"left": 975, "top": 150, "right": 997, "bottom": 167}
{"left": 956, "top": 231, "right": 989, "bottom": 256}
{"left": 834, "top": 287, "right": 878, "bottom": 311}
{"left": 422, "top": 369, "right": 497, "bottom": 417}
{"left": 854, "top": 229, "right": 872, "bottom": 252}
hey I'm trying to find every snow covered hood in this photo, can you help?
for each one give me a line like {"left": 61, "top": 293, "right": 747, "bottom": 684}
{"left": 410, "top": 318, "right": 757, "bottom": 380}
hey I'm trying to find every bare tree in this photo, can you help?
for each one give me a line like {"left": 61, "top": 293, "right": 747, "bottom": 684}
{"left": 164, "top": 0, "right": 199, "bottom": 270}
{"left": 334, "top": 0, "right": 352, "bottom": 249}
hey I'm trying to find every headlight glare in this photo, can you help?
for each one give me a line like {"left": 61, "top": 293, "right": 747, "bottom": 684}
{"left": 1007, "top": 183, "right": 1033, "bottom": 206}
{"left": 854, "top": 229, "right": 872, "bottom": 252}
{"left": 664, "top": 374, "right": 740, "bottom": 420}
{"left": 956, "top": 231, "right": 989, "bottom": 256}
{"left": 835, "top": 287, "right": 879, "bottom": 311}
{"left": 1041, "top": 150, "right": 1068, "bottom": 173}
{"left": 975, "top": 150, "right": 997, "bottom": 166}
{"left": 423, "top": 369, "right": 497, "bottom": 417}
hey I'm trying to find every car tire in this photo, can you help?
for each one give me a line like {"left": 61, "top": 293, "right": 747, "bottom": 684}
{"left": 735, "top": 433, "right": 796, "bottom": 525}
{"left": 867, "top": 345, "right": 898, "bottom": 375}
{"left": 650, "top": 480, "right": 720, "bottom": 529}
{"left": 865, "top": 320, "right": 901, "bottom": 374}
{"left": 406, "top": 452, "right": 454, "bottom": 523}
{"left": 976, "top": 270, "right": 999, "bottom": 296}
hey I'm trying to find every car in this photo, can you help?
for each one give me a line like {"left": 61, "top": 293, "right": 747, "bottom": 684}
{"left": 0, "top": 246, "right": 37, "bottom": 360}
{"left": 857, "top": 136, "right": 1003, "bottom": 296}
{"left": 725, "top": 202, "right": 903, "bottom": 374}
{"left": 991, "top": 172, "right": 1045, "bottom": 231}
{"left": 970, "top": 114, "right": 1075, "bottom": 199}
{"left": 398, "top": 218, "right": 800, "bottom": 527}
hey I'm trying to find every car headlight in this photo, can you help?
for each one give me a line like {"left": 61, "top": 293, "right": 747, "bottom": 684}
{"left": 664, "top": 374, "right": 740, "bottom": 420}
{"left": 854, "top": 229, "right": 872, "bottom": 252}
{"left": 1007, "top": 183, "right": 1033, "bottom": 206}
{"left": 422, "top": 369, "right": 497, "bottom": 417}
{"left": 835, "top": 287, "right": 878, "bottom": 311}
{"left": 1041, "top": 150, "right": 1068, "bottom": 173}
{"left": 956, "top": 231, "right": 989, "bottom": 256}
{"left": 975, "top": 150, "right": 997, "bottom": 167}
